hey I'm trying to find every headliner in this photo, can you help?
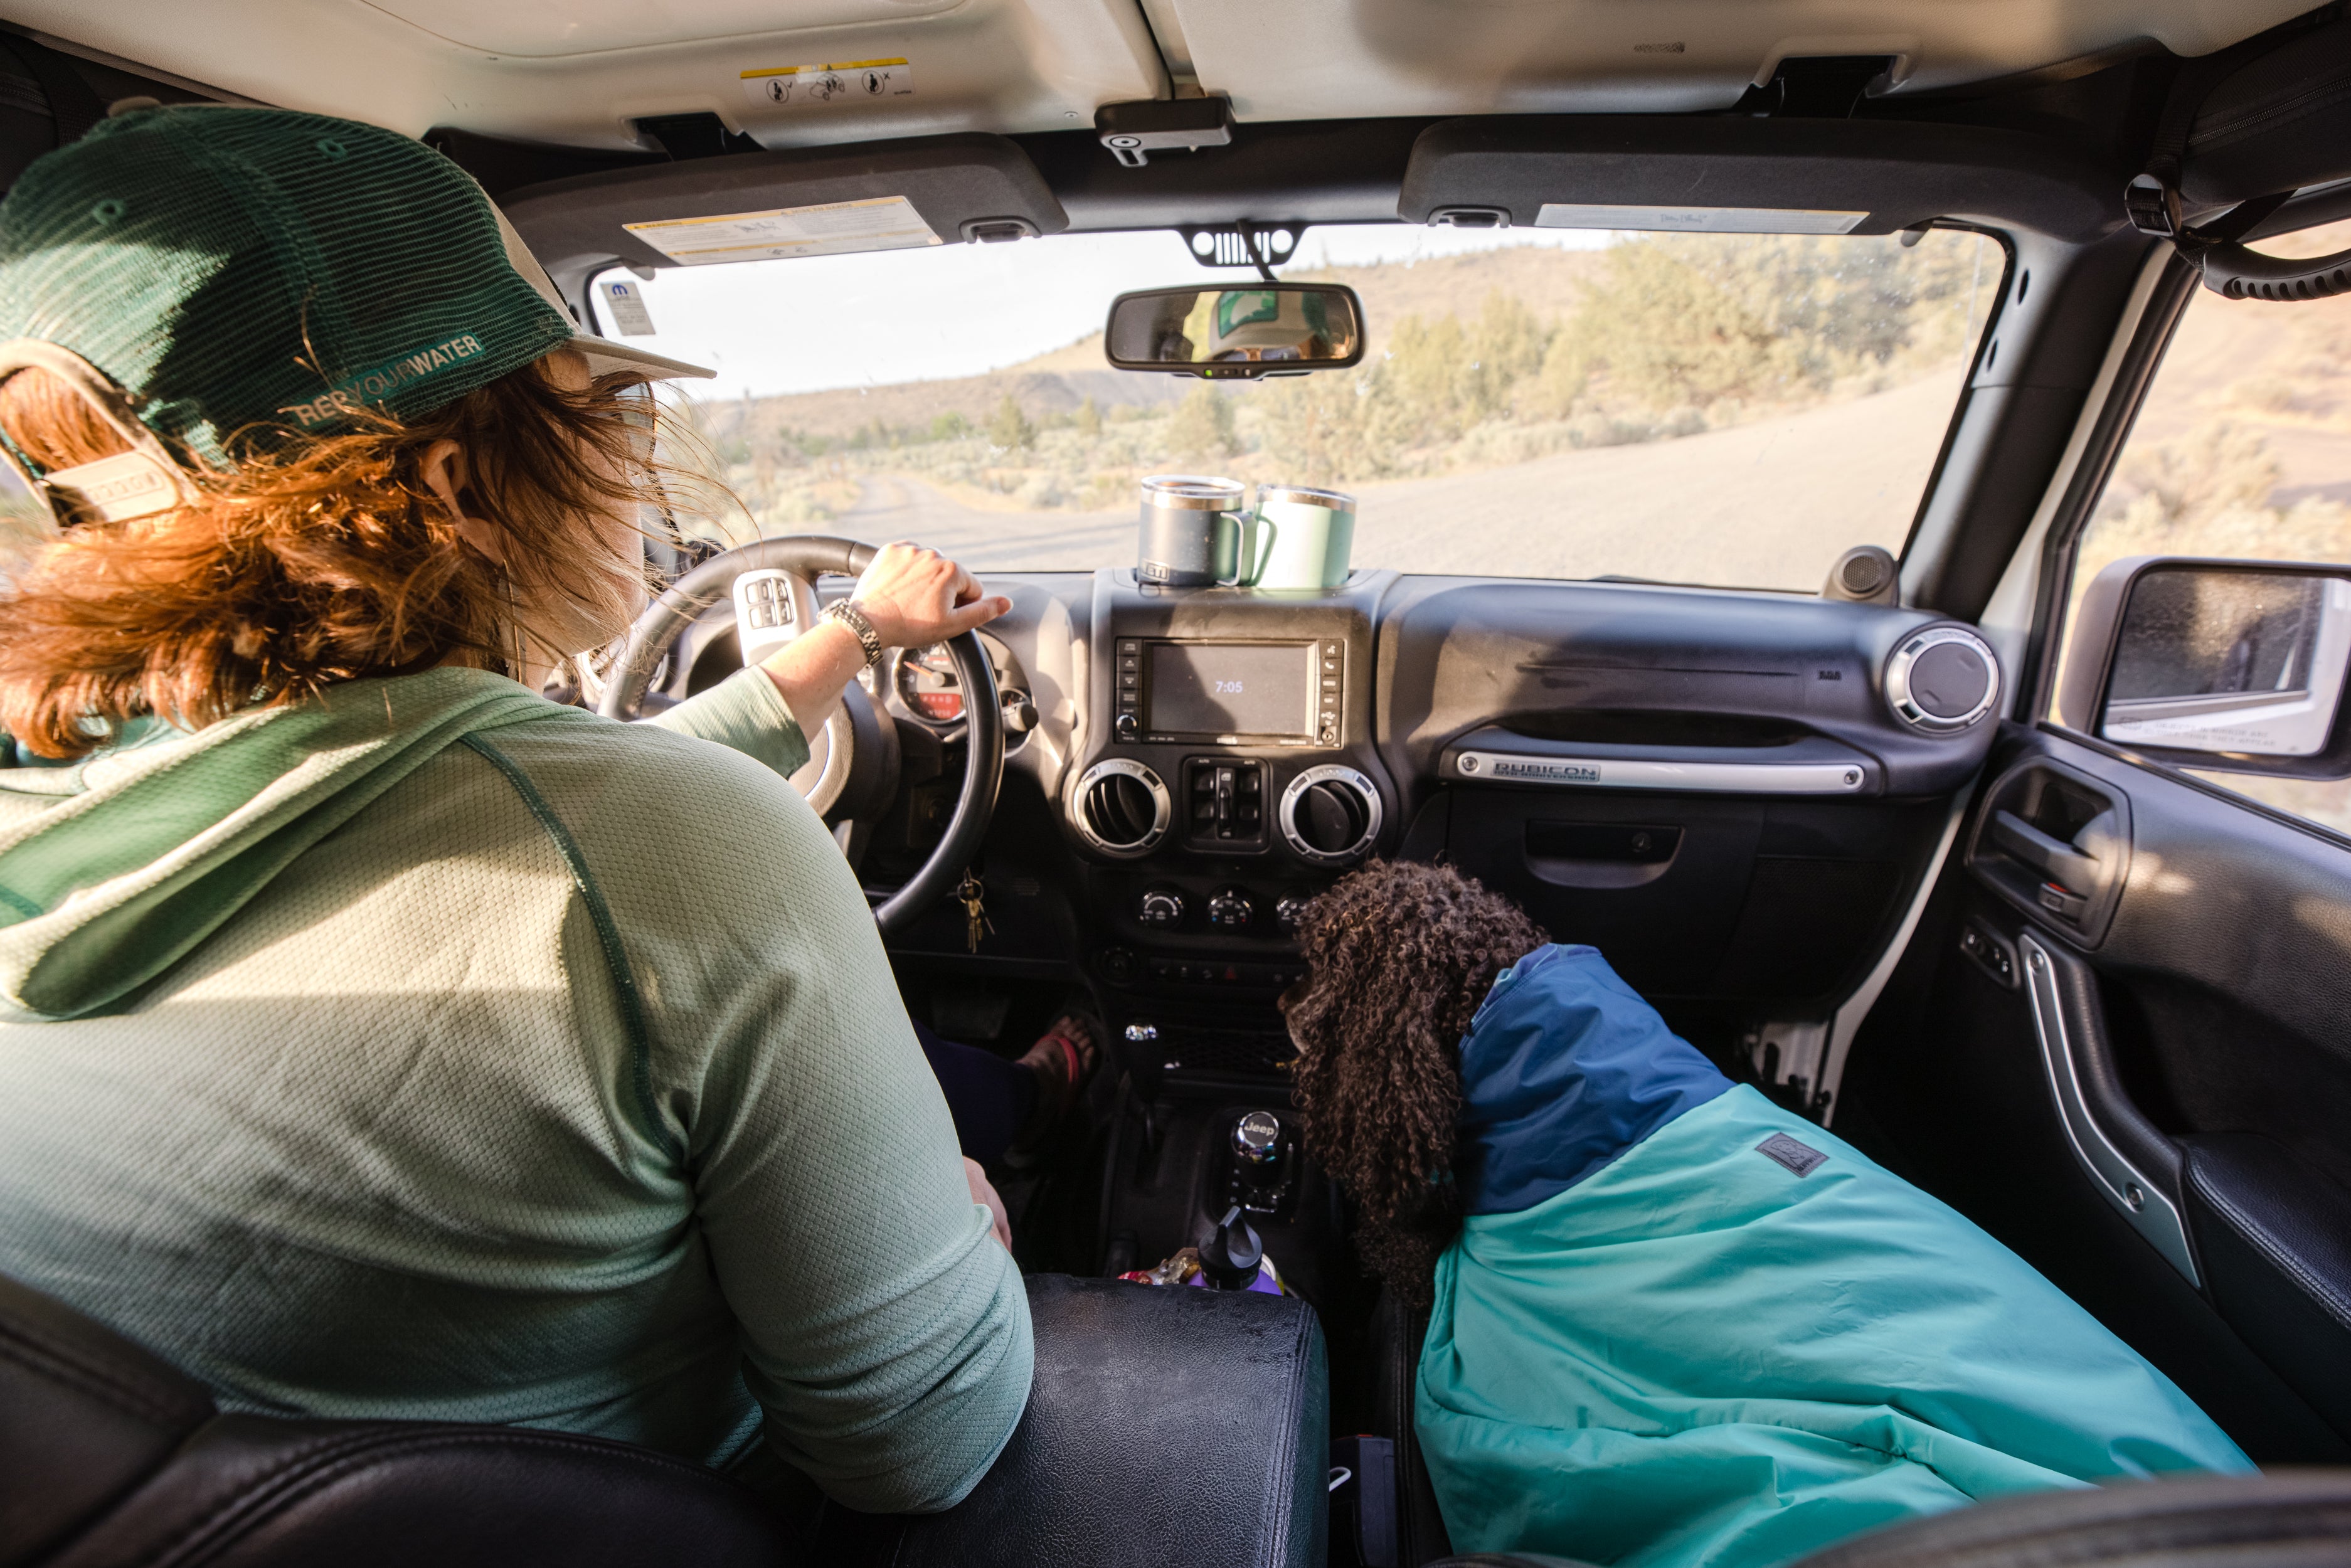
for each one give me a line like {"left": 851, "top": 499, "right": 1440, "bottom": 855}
{"left": 0, "top": 0, "right": 2315, "bottom": 153}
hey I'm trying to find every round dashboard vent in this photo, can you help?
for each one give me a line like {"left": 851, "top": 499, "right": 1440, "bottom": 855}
{"left": 1280, "top": 765, "right": 1384, "bottom": 864}
{"left": 1075, "top": 760, "right": 1170, "bottom": 857}
{"left": 1886, "top": 626, "right": 2000, "bottom": 733}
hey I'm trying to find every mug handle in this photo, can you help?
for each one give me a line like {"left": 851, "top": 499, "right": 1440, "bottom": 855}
{"left": 1221, "top": 507, "right": 1265, "bottom": 588}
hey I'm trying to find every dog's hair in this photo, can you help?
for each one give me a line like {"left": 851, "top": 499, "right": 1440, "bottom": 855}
{"left": 1285, "top": 860, "right": 1548, "bottom": 1306}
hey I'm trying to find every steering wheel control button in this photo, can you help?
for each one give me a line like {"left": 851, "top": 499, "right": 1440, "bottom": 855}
{"left": 1207, "top": 886, "right": 1256, "bottom": 930}
{"left": 1075, "top": 759, "right": 1171, "bottom": 857}
{"left": 1137, "top": 887, "right": 1186, "bottom": 927}
{"left": 1280, "top": 765, "right": 1383, "bottom": 864}
{"left": 730, "top": 568, "right": 807, "bottom": 664}
{"left": 1885, "top": 625, "right": 2000, "bottom": 733}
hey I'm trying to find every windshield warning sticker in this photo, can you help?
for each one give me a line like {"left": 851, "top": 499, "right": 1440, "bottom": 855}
{"left": 600, "top": 277, "right": 654, "bottom": 336}
{"left": 624, "top": 197, "right": 942, "bottom": 267}
{"left": 742, "top": 59, "right": 913, "bottom": 109}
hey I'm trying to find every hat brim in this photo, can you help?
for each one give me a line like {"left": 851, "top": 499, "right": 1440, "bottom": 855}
{"left": 570, "top": 331, "right": 714, "bottom": 383}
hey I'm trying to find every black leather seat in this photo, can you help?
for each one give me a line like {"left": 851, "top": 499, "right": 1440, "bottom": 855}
{"left": 1, "top": 1270, "right": 1327, "bottom": 1568}
{"left": 1421, "top": 1470, "right": 2351, "bottom": 1567}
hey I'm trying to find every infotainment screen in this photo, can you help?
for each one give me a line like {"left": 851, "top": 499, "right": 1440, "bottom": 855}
{"left": 1145, "top": 642, "right": 1316, "bottom": 738}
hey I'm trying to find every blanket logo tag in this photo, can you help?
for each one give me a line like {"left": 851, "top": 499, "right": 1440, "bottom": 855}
{"left": 1756, "top": 1132, "right": 1828, "bottom": 1177}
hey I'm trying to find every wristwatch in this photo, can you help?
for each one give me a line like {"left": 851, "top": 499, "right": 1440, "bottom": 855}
{"left": 822, "top": 598, "right": 884, "bottom": 670}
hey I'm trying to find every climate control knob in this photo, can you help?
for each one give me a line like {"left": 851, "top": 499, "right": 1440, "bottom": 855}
{"left": 1278, "top": 765, "right": 1383, "bottom": 864}
{"left": 1207, "top": 886, "right": 1256, "bottom": 930}
{"left": 1138, "top": 887, "right": 1185, "bottom": 926}
{"left": 1074, "top": 760, "right": 1170, "bottom": 858}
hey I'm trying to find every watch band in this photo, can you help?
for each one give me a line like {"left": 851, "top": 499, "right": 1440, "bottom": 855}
{"left": 822, "top": 598, "right": 884, "bottom": 669}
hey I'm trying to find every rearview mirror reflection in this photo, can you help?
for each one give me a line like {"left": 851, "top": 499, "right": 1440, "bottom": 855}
{"left": 1105, "top": 283, "right": 1365, "bottom": 378}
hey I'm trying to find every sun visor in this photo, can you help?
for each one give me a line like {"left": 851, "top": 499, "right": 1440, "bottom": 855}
{"left": 2179, "top": 16, "right": 2351, "bottom": 210}
{"left": 501, "top": 132, "right": 1069, "bottom": 299}
{"left": 1396, "top": 117, "right": 2122, "bottom": 243}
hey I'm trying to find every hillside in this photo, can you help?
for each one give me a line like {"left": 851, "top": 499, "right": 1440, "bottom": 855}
{"left": 687, "top": 243, "right": 1613, "bottom": 446}
{"left": 682, "top": 228, "right": 1998, "bottom": 543}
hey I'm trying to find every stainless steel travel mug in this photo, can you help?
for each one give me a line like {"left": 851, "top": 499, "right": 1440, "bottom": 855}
{"left": 1136, "top": 474, "right": 1246, "bottom": 587}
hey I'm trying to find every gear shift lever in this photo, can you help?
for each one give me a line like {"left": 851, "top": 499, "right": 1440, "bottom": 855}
{"left": 1226, "top": 1110, "right": 1295, "bottom": 1218}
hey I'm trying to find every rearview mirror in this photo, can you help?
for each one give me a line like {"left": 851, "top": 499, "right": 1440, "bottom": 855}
{"left": 2059, "top": 556, "right": 2351, "bottom": 776}
{"left": 1104, "top": 283, "right": 1364, "bottom": 378}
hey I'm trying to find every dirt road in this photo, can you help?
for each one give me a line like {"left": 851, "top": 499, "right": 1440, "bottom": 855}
{"left": 839, "top": 373, "right": 1966, "bottom": 590}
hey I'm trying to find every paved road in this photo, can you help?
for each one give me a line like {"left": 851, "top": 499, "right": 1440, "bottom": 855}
{"left": 836, "top": 374, "right": 1963, "bottom": 591}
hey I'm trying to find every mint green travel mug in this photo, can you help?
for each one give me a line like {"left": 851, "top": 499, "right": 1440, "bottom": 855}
{"left": 1250, "top": 485, "right": 1356, "bottom": 590}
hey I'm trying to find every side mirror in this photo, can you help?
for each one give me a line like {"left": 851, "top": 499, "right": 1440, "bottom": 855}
{"left": 1104, "top": 283, "right": 1364, "bottom": 379}
{"left": 2058, "top": 556, "right": 2351, "bottom": 776}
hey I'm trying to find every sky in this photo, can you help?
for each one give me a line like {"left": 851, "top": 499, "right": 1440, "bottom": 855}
{"left": 592, "top": 222, "right": 1611, "bottom": 401}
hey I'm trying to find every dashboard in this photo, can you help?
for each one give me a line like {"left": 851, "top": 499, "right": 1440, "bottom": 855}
{"left": 672, "top": 567, "right": 2003, "bottom": 1085}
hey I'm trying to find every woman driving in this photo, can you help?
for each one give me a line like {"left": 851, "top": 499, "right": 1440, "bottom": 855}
{"left": 0, "top": 105, "right": 1039, "bottom": 1514}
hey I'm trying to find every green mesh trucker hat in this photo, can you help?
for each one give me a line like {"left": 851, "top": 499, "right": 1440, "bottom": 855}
{"left": 0, "top": 104, "right": 710, "bottom": 531}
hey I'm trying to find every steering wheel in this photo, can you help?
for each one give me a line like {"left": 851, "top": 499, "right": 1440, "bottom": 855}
{"left": 596, "top": 536, "right": 1004, "bottom": 935}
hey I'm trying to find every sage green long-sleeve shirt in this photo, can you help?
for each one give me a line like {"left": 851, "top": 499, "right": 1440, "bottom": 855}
{"left": 0, "top": 665, "right": 1031, "bottom": 1512}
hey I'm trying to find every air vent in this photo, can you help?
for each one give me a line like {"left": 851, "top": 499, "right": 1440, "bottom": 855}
{"left": 1075, "top": 760, "right": 1170, "bottom": 857}
{"left": 1885, "top": 625, "right": 1999, "bottom": 733}
{"left": 1279, "top": 765, "right": 1383, "bottom": 865}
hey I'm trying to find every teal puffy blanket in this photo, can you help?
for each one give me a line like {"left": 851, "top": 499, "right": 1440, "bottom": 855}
{"left": 1415, "top": 946, "right": 2251, "bottom": 1567}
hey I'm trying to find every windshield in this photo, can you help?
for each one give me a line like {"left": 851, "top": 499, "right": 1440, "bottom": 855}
{"left": 596, "top": 224, "right": 2002, "bottom": 591}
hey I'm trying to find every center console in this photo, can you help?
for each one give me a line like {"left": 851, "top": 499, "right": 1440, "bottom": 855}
{"left": 1064, "top": 569, "right": 1399, "bottom": 1083}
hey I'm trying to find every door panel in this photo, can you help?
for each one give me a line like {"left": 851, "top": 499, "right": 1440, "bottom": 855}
{"left": 1843, "top": 721, "right": 2351, "bottom": 1463}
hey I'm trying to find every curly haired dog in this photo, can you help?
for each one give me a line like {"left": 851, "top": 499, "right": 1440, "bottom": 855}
{"left": 1282, "top": 858, "right": 1545, "bottom": 1305}
{"left": 1283, "top": 862, "right": 2253, "bottom": 1568}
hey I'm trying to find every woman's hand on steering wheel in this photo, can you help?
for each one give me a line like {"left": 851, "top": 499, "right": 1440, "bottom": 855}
{"left": 756, "top": 543, "right": 1010, "bottom": 724}
{"left": 844, "top": 543, "right": 1012, "bottom": 650}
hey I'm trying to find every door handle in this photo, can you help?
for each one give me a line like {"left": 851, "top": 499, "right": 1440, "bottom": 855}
{"left": 2018, "top": 932, "right": 2199, "bottom": 1285}
{"left": 1992, "top": 809, "right": 2102, "bottom": 891}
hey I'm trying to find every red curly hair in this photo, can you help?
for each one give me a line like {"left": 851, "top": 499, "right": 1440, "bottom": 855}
{"left": 0, "top": 356, "right": 671, "bottom": 758}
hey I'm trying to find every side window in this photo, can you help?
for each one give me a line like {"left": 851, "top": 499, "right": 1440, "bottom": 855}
{"left": 2052, "top": 218, "right": 2351, "bottom": 833}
